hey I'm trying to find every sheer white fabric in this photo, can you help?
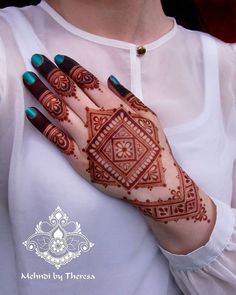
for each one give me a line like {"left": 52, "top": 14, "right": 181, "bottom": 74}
{"left": 0, "top": 1, "right": 236, "bottom": 294}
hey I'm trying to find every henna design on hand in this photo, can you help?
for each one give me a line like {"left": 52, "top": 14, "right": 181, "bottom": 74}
{"left": 122, "top": 92, "right": 155, "bottom": 114}
{"left": 25, "top": 107, "right": 78, "bottom": 159}
{"left": 44, "top": 124, "right": 77, "bottom": 158}
{"left": 31, "top": 54, "right": 79, "bottom": 101}
{"left": 85, "top": 107, "right": 165, "bottom": 191}
{"left": 127, "top": 164, "right": 210, "bottom": 223}
{"left": 38, "top": 90, "right": 71, "bottom": 123}
{"left": 70, "top": 65, "right": 102, "bottom": 92}
{"left": 84, "top": 104, "right": 209, "bottom": 223}
{"left": 23, "top": 72, "right": 71, "bottom": 123}
{"left": 108, "top": 76, "right": 156, "bottom": 115}
{"left": 47, "top": 68, "right": 78, "bottom": 100}
{"left": 54, "top": 55, "right": 103, "bottom": 93}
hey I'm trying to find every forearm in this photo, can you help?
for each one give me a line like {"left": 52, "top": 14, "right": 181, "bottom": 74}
{"left": 145, "top": 191, "right": 216, "bottom": 255}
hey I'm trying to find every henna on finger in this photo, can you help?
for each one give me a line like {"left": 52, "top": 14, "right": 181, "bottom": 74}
{"left": 108, "top": 75, "right": 156, "bottom": 115}
{"left": 31, "top": 54, "right": 79, "bottom": 101}
{"left": 54, "top": 55, "right": 103, "bottom": 92}
{"left": 25, "top": 107, "right": 78, "bottom": 159}
{"left": 54, "top": 55, "right": 129, "bottom": 111}
{"left": 23, "top": 71, "right": 71, "bottom": 123}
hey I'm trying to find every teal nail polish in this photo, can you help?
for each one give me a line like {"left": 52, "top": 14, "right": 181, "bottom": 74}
{"left": 109, "top": 75, "right": 129, "bottom": 97}
{"left": 25, "top": 107, "right": 37, "bottom": 119}
{"left": 54, "top": 54, "right": 65, "bottom": 65}
{"left": 31, "top": 54, "right": 44, "bottom": 67}
{"left": 109, "top": 75, "right": 120, "bottom": 85}
{"left": 23, "top": 71, "right": 37, "bottom": 85}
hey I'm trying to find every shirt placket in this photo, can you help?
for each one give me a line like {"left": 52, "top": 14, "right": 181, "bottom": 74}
{"left": 129, "top": 45, "right": 146, "bottom": 102}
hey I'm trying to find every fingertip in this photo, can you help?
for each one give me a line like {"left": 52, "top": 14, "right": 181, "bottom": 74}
{"left": 25, "top": 107, "right": 51, "bottom": 133}
{"left": 54, "top": 55, "right": 78, "bottom": 74}
{"left": 25, "top": 107, "right": 37, "bottom": 119}
{"left": 23, "top": 71, "right": 37, "bottom": 85}
{"left": 108, "top": 75, "right": 121, "bottom": 86}
{"left": 108, "top": 75, "right": 129, "bottom": 97}
{"left": 31, "top": 54, "right": 44, "bottom": 67}
{"left": 54, "top": 54, "right": 65, "bottom": 65}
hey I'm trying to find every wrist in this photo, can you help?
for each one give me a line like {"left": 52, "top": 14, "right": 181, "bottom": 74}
{"left": 126, "top": 163, "right": 212, "bottom": 224}
{"left": 146, "top": 194, "right": 216, "bottom": 254}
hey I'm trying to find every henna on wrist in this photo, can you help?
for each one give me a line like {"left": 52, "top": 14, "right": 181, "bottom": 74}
{"left": 126, "top": 164, "right": 210, "bottom": 224}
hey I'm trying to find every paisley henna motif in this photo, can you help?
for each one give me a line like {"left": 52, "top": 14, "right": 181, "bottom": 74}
{"left": 38, "top": 90, "right": 70, "bottom": 123}
{"left": 69, "top": 65, "right": 102, "bottom": 92}
{"left": 127, "top": 164, "right": 210, "bottom": 223}
{"left": 85, "top": 107, "right": 165, "bottom": 191}
{"left": 43, "top": 124, "right": 78, "bottom": 158}
{"left": 47, "top": 68, "right": 79, "bottom": 101}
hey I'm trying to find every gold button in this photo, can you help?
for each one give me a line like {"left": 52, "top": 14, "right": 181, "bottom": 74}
{"left": 136, "top": 46, "right": 146, "bottom": 56}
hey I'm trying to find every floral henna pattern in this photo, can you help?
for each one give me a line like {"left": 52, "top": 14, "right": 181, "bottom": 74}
{"left": 85, "top": 107, "right": 165, "bottom": 191}
{"left": 137, "top": 118, "right": 156, "bottom": 135}
{"left": 43, "top": 124, "right": 78, "bottom": 159}
{"left": 47, "top": 68, "right": 79, "bottom": 101}
{"left": 30, "top": 55, "right": 79, "bottom": 101}
{"left": 69, "top": 65, "right": 103, "bottom": 92}
{"left": 92, "top": 115, "right": 109, "bottom": 131}
{"left": 127, "top": 164, "right": 210, "bottom": 223}
{"left": 38, "top": 90, "right": 71, "bottom": 123}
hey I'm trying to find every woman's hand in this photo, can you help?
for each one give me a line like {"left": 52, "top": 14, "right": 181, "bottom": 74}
{"left": 23, "top": 54, "right": 210, "bottom": 225}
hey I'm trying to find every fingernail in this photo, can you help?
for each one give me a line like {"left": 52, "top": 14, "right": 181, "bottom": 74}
{"left": 54, "top": 54, "right": 65, "bottom": 65}
{"left": 31, "top": 54, "right": 44, "bottom": 67}
{"left": 23, "top": 71, "right": 37, "bottom": 85}
{"left": 25, "top": 107, "right": 37, "bottom": 119}
{"left": 109, "top": 75, "right": 120, "bottom": 85}
{"left": 108, "top": 75, "right": 129, "bottom": 97}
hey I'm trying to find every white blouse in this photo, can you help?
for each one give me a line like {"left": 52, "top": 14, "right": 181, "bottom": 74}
{"left": 0, "top": 1, "right": 236, "bottom": 294}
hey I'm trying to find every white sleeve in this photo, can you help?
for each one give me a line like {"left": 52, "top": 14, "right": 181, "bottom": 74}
{"left": 159, "top": 199, "right": 236, "bottom": 295}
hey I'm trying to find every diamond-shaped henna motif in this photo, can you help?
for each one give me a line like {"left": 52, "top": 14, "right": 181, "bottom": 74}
{"left": 86, "top": 107, "right": 165, "bottom": 191}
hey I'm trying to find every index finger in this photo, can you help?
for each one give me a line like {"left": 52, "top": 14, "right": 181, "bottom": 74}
{"left": 54, "top": 54, "right": 132, "bottom": 111}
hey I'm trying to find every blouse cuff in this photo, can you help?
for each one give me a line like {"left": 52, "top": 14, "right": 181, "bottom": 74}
{"left": 160, "top": 198, "right": 235, "bottom": 270}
